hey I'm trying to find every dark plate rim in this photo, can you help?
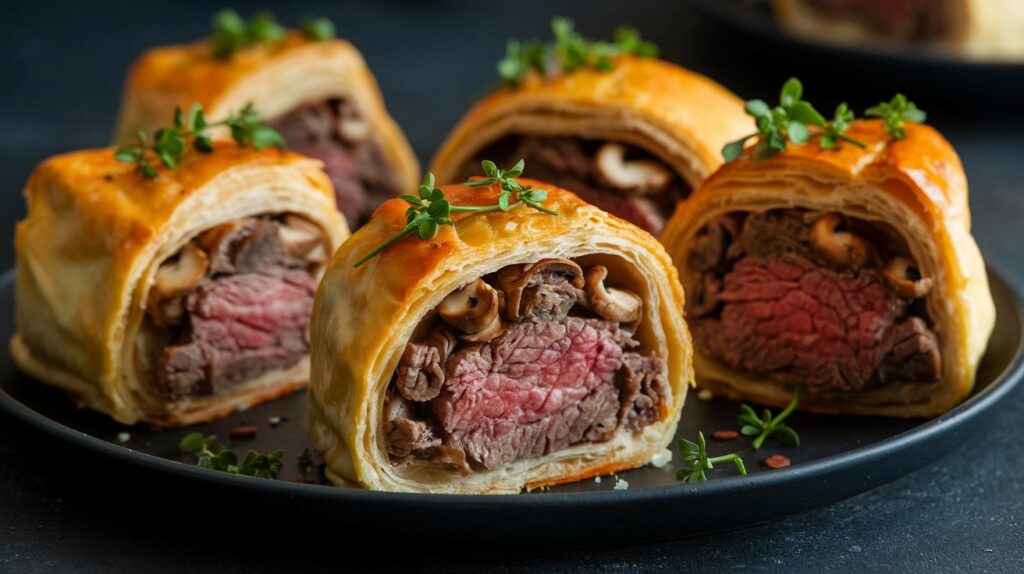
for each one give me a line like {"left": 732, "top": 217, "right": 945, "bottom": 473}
{"left": 686, "top": 0, "right": 1024, "bottom": 71}
{"left": 2, "top": 266, "right": 1022, "bottom": 508}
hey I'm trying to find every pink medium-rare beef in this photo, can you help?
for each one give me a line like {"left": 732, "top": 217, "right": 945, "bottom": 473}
{"left": 431, "top": 317, "right": 627, "bottom": 469}
{"left": 157, "top": 269, "right": 316, "bottom": 397}
{"left": 692, "top": 253, "right": 940, "bottom": 393}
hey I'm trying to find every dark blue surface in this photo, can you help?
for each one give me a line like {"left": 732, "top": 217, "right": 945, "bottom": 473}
{"left": 3, "top": 1, "right": 1024, "bottom": 571}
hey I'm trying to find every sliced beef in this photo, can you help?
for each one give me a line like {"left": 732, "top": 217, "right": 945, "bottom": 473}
{"left": 156, "top": 269, "right": 316, "bottom": 398}
{"left": 271, "top": 99, "right": 395, "bottom": 229}
{"left": 459, "top": 136, "right": 688, "bottom": 235}
{"left": 394, "top": 328, "right": 457, "bottom": 401}
{"left": 429, "top": 317, "right": 659, "bottom": 469}
{"left": 619, "top": 352, "right": 668, "bottom": 430}
{"left": 691, "top": 253, "right": 941, "bottom": 393}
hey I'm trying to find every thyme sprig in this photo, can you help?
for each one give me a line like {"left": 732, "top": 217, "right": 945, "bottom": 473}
{"left": 498, "top": 17, "right": 658, "bottom": 87}
{"left": 178, "top": 433, "right": 284, "bottom": 479}
{"left": 211, "top": 9, "right": 336, "bottom": 59}
{"left": 866, "top": 94, "right": 927, "bottom": 139}
{"left": 739, "top": 391, "right": 801, "bottom": 450}
{"left": 723, "top": 78, "right": 866, "bottom": 162}
{"left": 724, "top": 78, "right": 927, "bottom": 162}
{"left": 354, "top": 160, "right": 556, "bottom": 267}
{"left": 115, "top": 102, "right": 283, "bottom": 179}
{"left": 676, "top": 391, "right": 801, "bottom": 482}
{"left": 677, "top": 432, "right": 747, "bottom": 483}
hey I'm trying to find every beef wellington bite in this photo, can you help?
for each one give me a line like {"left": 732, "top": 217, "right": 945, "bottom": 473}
{"left": 430, "top": 55, "right": 751, "bottom": 236}
{"left": 661, "top": 120, "right": 995, "bottom": 417}
{"left": 112, "top": 26, "right": 418, "bottom": 229}
{"left": 306, "top": 178, "right": 692, "bottom": 493}
{"left": 11, "top": 145, "right": 347, "bottom": 426}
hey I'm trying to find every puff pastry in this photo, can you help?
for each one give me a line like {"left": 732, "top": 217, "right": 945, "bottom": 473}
{"left": 306, "top": 180, "right": 692, "bottom": 493}
{"left": 661, "top": 120, "right": 995, "bottom": 417}
{"left": 429, "top": 56, "right": 751, "bottom": 236}
{"left": 12, "top": 145, "right": 347, "bottom": 426}
{"left": 113, "top": 33, "right": 419, "bottom": 228}
{"left": 772, "top": 0, "right": 1024, "bottom": 60}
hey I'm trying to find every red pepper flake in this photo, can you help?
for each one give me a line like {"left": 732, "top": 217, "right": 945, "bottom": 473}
{"left": 712, "top": 430, "right": 739, "bottom": 441}
{"left": 229, "top": 425, "right": 259, "bottom": 440}
{"left": 763, "top": 454, "right": 791, "bottom": 469}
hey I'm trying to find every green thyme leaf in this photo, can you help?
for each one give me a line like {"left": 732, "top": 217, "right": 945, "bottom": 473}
{"left": 866, "top": 93, "right": 926, "bottom": 139}
{"left": 498, "top": 17, "right": 659, "bottom": 87}
{"left": 301, "top": 17, "right": 336, "bottom": 42}
{"left": 722, "top": 77, "right": 869, "bottom": 162}
{"left": 178, "top": 433, "right": 284, "bottom": 479}
{"left": 114, "top": 102, "right": 282, "bottom": 178}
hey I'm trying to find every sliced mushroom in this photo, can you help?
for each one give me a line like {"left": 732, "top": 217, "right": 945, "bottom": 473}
{"left": 496, "top": 258, "right": 585, "bottom": 322}
{"left": 883, "top": 256, "right": 933, "bottom": 299}
{"left": 336, "top": 106, "right": 370, "bottom": 143}
{"left": 584, "top": 265, "right": 643, "bottom": 326}
{"left": 278, "top": 214, "right": 325, "bottom": 262}
{"left": 594, "top": 143, "right": 673, "bottom": 195}
{"left": 152, "top": 242, "right": 208, "bottom": 300}
{"left": 809, "top": 213, "right": 874, "bottom": 271}
{"left": 437, "top": 279, "right": 504, "bottom": 341}
{"left": 147, "top": 242, "right": 209, "bottom": 326}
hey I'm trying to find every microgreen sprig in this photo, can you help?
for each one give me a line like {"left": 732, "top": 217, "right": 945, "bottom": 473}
{"left": 178, "top": 433, "right": 284, "bottom": 479}
{"left": 739, "top": 391, "right": 801, "bottom": 450}
{"left": 211, "top": 9, "right": 335, "bottom": 59}
{"left": 723, "top": 78, "right": 866, "bottom": 162}
{"left": 866, "top": 94, "right": 927, "bottom": 139}
{"left": 677, "top": 432, "right": 748, "bottom": 483}
{"left": 676, "top": 391, "right": 801, "bottom": 482}
{"left": 498, "top": 17, "right": 658, "bottom": 87}
{"left": 354, "top": 160, "right": 557, "bottom": 267}
{"left": 115, "top": 102, "right": 283, "bottom": 179}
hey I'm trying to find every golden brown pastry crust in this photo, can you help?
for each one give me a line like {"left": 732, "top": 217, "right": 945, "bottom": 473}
{"left": 12, "top": 144, "right": 348, "bottom": 425}
{"left": 305, "top": 181, "right": 693, "bottom": 493}
{"left": 113, "top": 34, "right": 419, "bottom": 197}
{"left": 772, "top": 0, "right": 1024, "bottom": 60}
{"left": 429, "top": 56, "right": 751, "bottom": 193}
{"left": 661, "top": 120, "right": 995, "bottom": 417}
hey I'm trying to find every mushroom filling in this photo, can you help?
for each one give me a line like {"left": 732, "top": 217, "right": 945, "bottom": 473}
{"left": 686, "top": 208, "right": 941, "bottom": 395}
{"left": 384, "top": 258, "right": 668, "bottom": 471}
{"left": 137, "top": 214, "right": 327, "bottom": 400}
{"left": 271, "top": 98, "right": 403, "bottom": 229}
{"left": 456, "top": 136, "right": 689, "bottom": 236}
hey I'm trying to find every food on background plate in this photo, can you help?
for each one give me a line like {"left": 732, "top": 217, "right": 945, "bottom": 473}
{"left": 429, "top": 18, "right": 751, "bottom": 236}
{"left": 660, "top": 79, "right": 995, "bottom": 418}
{"left": 112, "top": 10, "right": 418, "bottom": 229}
{"left": 11, "top": 118, "right": 347, "bottom": 426}
{"left": 305, "top": 161, "right": 692, "bottom": 493}
{"left": 771, "top": 0, "right": 1024, "bottom": 60}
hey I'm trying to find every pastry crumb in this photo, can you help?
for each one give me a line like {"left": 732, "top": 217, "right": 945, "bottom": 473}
{"left": 697, "top": 389, "right": 714, "bottom": 401}
{"left": 651, "top": 448, "right": 673, "bottom": 468}
{"left": 594, "top": 476, "right": 602, "bottom": 484}
{"left": 613, "top": 477, "right": 629, "bottom": 490}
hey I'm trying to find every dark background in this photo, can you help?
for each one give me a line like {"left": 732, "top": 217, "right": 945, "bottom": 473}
{"left": 3, "top": 0, "right": 1024, "bottom": 571}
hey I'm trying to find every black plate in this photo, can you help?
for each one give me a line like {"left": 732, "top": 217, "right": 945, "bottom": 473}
{"left": 685, "top": 0, "right": 1024, "bottom": 107}
{"left": 1, "top": 268, "right": 1021, "bottom": 545}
